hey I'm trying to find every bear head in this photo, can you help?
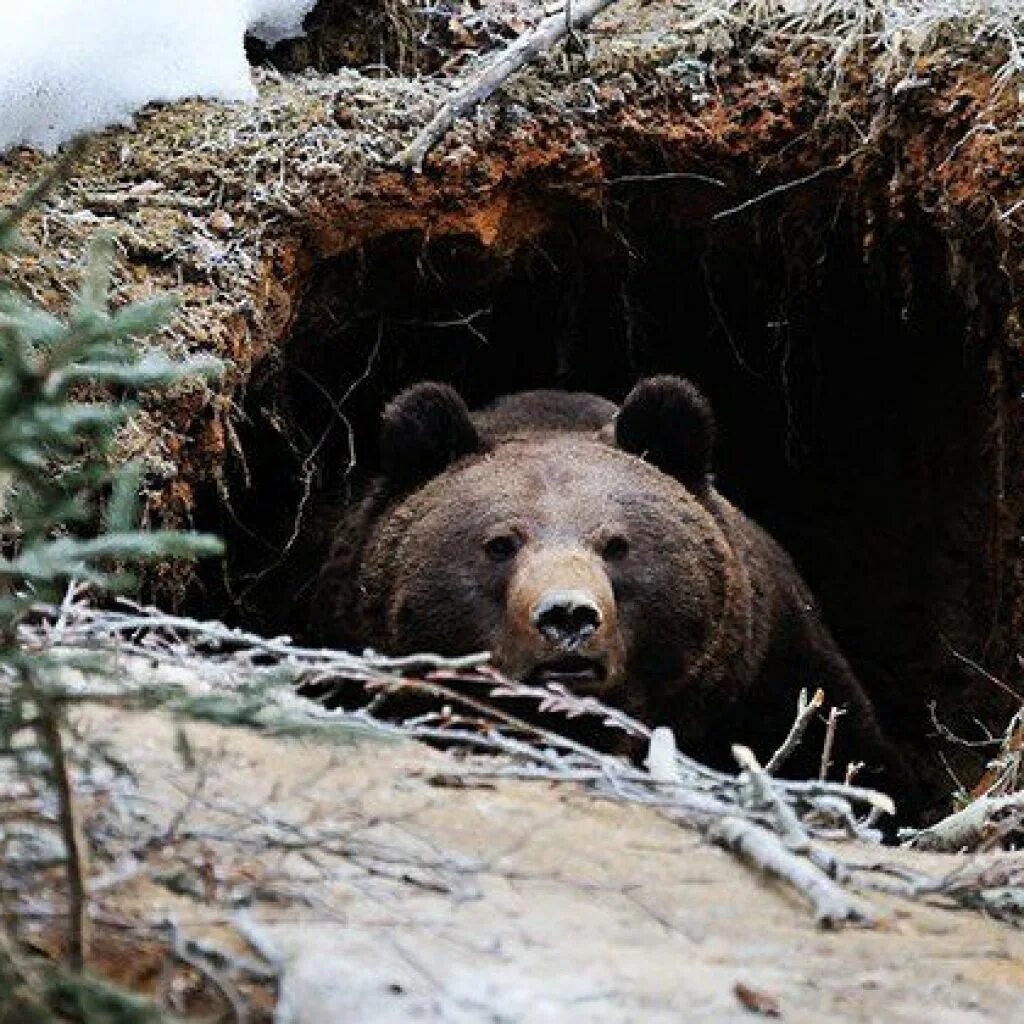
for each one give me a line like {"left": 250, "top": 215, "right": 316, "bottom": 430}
{"left": 335, "top": 377, "right": 751, "bottom": 717}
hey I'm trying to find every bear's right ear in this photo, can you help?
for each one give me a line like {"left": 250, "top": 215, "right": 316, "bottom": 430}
{"left": 379, "top": 382, "right": 482, "bottom": 489}
{"left": 614, "top": 375, "right": 716, "bottom": 492}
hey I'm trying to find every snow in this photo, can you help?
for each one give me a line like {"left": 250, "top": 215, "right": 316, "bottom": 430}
{"left": 0, "top": 1, "right": 318, "bottom": 154}
{"left": 248, "top": 0, "right": 319, "bottom": 46}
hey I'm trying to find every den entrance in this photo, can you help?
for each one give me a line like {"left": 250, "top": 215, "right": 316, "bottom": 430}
{"left": 201, "top": 173, "right": 1012, "bottom": 817}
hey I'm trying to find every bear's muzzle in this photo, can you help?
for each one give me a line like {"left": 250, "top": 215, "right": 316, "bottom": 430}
{"left": 495, "top": 546, "right": 625, "bottom": 691}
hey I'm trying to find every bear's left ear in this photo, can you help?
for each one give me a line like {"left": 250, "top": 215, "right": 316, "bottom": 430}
{"left": 614, "top": 376, "right": 715, "bottom": 491}
{"left": 379, "top": 382, "right": 482, "bottom": 489}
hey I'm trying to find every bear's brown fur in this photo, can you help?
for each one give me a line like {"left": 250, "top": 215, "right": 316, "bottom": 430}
{"left": 314, "top": 377, "right": 904, "bottom": 791}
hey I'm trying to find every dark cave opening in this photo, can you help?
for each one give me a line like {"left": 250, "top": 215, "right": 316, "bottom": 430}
{"left": 196, "top": 177, "right": 1013, "bottom": 812}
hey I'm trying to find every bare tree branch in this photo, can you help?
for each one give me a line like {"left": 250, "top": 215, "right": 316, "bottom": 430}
{"left": 766, "top": 688, "right": 824, "bottom": 775}
{"left": 397, "top": 0, "right": 623, "bottom": 171}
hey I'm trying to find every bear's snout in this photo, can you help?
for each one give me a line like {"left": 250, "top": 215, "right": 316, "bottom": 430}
{"left": 532, "top": 590, "right": 602, "bottom": 649}
{"left": 495, "top": 546, "right": 625, "bottom": 690}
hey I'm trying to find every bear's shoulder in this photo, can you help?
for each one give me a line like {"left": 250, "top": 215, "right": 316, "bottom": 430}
{"left": 472, "top": 390, "right": 617, "bottom": 442}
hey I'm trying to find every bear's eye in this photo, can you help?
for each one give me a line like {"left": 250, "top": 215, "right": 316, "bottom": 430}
{"left": 484, "top": 533, "right": 522, "bottom": 563}
{"left": 601, "top": 535, "right": 630, "bottom": 561}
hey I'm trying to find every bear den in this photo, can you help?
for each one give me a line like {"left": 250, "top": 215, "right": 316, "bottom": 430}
{"left": 312, "top": 375, "right": 909, "bottom": 803}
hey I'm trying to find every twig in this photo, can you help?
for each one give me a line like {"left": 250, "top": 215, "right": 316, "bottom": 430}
{"left": 82, "top": 190, "right": 209, "bottom": 213}
{"left": 971, "top": 707, "right": 1024, "bottom": 798}
{"left": 766, "top": 688, "right": 824, "bottom": 775}
{"left": 557, "top": 171, "right": 729, "bottom": 191}
{"left": 819, "top": 706, "right": 845, "bottom": 781}
{"left": 397, "top": 0, "right": 623, "bottom": 170}
{"left": 34, "top": 699, "right": 89, "bottom": 972}
{"left": 941, "top": 637, "right": 1024, "bottom": 704}
{"left": 29, "top": 598, "right": 490, "bottom": 675}
{"left": 998, "top": 196, "right": 1024, "bottom": 222}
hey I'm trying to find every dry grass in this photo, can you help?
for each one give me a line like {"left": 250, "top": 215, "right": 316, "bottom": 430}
{"left": 803, "top": 2, "right": 1022, "bottom": 81}
{"left": 630, "top": 1, "right": 1024, "bottom": 77}
{"left": 428, "top": 1, "right": 1024, "bottom": 80}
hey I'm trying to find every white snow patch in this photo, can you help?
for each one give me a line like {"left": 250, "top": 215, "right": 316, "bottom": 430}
{"left": 0, "top": 0, "right": 318, "bottom": 154}
{"left": 249, "top": 0, "right": 319, "bottom": 45}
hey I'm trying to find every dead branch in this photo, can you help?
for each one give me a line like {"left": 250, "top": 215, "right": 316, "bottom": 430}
{"left": 971, "top": 706, "right": 1024, "bottom": 799}
{"left": 766, "top": 688, "right": 824, "bottom": 775}
{"left": 733, "top": 744, "right": 809, "bottom": 851}
{"left": 908, "top": 792, "right": 1024, "bottom": 853}
{"left": 396, "top": 0, "right": 623, "bottom": 171}
{"left": 705, "top": 815, "right": 873, "bottom": 928}
{"left": 645, "top": 725, "right": 683, "bottom": 782}
{"left": 819, "top": 706, "right": 845, "bottom": 781}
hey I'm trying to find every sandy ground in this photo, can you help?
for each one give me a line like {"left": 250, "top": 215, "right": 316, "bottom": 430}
{"left": 66, "top": 705, "right": 1024, "bottom": 1023}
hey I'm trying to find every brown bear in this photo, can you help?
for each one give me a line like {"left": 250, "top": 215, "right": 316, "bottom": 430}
{"left": 314, "top": 376, "right": 902, "bottom": 789}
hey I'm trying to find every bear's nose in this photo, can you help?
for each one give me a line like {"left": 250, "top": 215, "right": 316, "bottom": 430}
{"left": 532, "top": 590, "right": 602, "bottom": 649}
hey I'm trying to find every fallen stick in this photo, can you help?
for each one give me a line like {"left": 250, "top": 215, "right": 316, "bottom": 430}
{"left": 706, "top": 815, "right": 874, "bottom": 928}
{"left": 396, "top": 0, "right": 622, "bottom": 171}
{"left": 908, "top": 791, "right": 1024, "bottom": 853}
{"left": 733, "top": 744, "right": 809, "bottom": 851}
